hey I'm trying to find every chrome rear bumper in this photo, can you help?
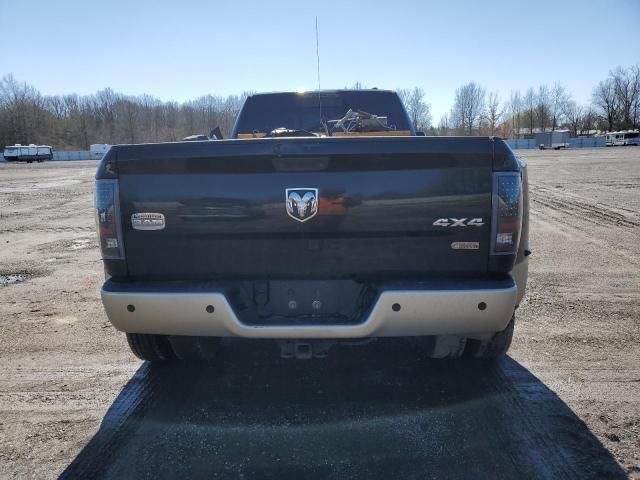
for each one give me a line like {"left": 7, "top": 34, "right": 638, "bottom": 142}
{"left": 101, "top": 278, "right": 518, "bottom": 339}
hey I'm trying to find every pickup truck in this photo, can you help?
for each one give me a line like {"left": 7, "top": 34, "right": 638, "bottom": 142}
{"left": 95, "top": 89, "right": 529, "bottom": 361}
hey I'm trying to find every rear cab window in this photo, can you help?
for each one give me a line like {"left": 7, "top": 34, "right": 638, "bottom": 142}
{"left": 232, "top": 91, "right": 413, "bottom": 138}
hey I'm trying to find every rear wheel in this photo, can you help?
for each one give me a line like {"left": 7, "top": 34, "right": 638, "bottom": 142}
{"left": 126, "top": 333, "right": 173, "bottom": 361}
{"left": 464, "top": 315, "right": 515, "bottom": 359}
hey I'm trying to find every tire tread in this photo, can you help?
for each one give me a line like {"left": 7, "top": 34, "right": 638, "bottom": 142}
{"left": 126, "top": 333, "right": 173, "bottom": 361}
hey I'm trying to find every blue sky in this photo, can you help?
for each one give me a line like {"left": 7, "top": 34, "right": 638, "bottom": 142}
{"left": 1, "top": 0, "right": 639, "bottom": 121}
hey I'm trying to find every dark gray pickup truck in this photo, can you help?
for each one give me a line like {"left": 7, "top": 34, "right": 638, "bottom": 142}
{"left": 95, "top": 90, "right": 529, "bottom": 361}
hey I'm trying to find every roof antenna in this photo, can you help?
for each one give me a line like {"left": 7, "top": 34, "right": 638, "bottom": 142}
{"left": 315, "top": 16, "right": 323, "bottom": 131}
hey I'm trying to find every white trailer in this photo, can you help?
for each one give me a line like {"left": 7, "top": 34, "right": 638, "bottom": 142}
{"left": 3, "top": 144, "right": 53, "bottom": 163}
{"left": 90, "top": 144, "right": 112, "bottom": 159}
{"left": 536, "top": 131, "right": 570, "bottom": 150}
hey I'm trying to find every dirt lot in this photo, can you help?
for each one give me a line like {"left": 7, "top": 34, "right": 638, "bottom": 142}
{"left": 0, "top": 148, "right": 638, "bottom": 479}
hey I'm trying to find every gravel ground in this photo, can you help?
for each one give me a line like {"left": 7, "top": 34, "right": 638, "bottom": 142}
{"left": 0, "top": 148, "right": 638, "bottom": 479}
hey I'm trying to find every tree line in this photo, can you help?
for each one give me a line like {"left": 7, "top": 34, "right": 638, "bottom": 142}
{"left": 434, "top": 64, "right": 639, "bottom": 137}
{"left": 368, "top": 65, "right": 639, "bottom": 137}
{"left": 0, "top": 74, "right": 252, "bottom": 150}
{"left": 0, "top": 64, "right": 638, "bottom": 150}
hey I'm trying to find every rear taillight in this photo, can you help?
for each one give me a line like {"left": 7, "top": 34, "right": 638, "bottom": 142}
{"left": 491, "top": 172, "right": 523, "bottom": 255}
{"left": 95, "top": 179, "right": 125, "bottom": 259}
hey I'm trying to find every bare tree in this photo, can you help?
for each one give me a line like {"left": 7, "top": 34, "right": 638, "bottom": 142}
{"left": 592, "top": 78, "right": 618, "bottom": 132}
{"left": 484, "top": 91, "right": 503, "bottom": 135}
{"left": 217, "top": 92, "right": 251, "bottom": 137}
{"left": 181, "top": 105, "right": 197, "bottom": 138}
{"left": 61, "top": 94, "right": 95, "bottom": 149}
{"left": 136, "top": 94, "right": 160, "bottom": 142}
{"left": 95, "top": 88, "right": 118, "bottom": 142}
{"left": 46, "top": 95, "right": 68, "bottom": 120}
{"left": 437, "top": 113, "right": 450, "bottom": 135}
{"left": 398, "top": 87, "right": 432, "bottom": 132}
{"left": 507, "top": 90, "right": 522, "bottom": 137}
{"left": 564, "top": 101, "right": 583, "bottom": 136}
{"left": 397, "top": 89, "right": 410, "bottom": 108}
{"left": 0, "top": 74, "right": 48, "bottom": 145}
{"left": 77, "top": 97, "right": 95, "bottom": 149}
{"left": 550, "top": 82, "right": 570, "bottom": 131}
{"left": 633, "top": 65, "right": 640, "bottom": 127}
{"left": 115, "top": 97, "right": 140, "bottom": 144}
{"left": 580, "top": 107, "right": 597, "bottom": 134}
{"left": 161, "top": 101, "right": 180, "bottom": 141}
{"left": 0, "top": 76, "right": 253, "bottom": 147}
{"left": 450, "top": 82, "right": 486, "bottom": 135}
{"left": 522, "top": 88, "right": 536, "bottom": 135}
{"left": 611, "top": 65, "right": 640, "bottom": 129}
{"left": 535, "top": 84, "right": 551, "bottom": 132}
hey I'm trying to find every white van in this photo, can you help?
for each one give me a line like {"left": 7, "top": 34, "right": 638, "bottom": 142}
{"left": 605, "top": 131, "right": 640, "bottom": 146}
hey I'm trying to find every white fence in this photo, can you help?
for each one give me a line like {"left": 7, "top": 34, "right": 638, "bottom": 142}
{"left": 53, "top": 150, "right": 99, "bottom": 160}
{"left": 0, "top": 138, "right": 613, "bottom": 162}
{"left": 569, "top": 137, "right": 607, "bottom": 148}
{"left": 506, "top": 137, "right": 606, "bottom": 149}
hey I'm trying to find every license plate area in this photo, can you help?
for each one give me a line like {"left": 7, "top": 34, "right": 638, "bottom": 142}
{"left": 227, "top": 280, "right": 377, "bottom": 327}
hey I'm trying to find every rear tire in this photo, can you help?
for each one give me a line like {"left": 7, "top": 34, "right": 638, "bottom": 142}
{"left": 464, "top": 314, "right": 515, "bottom": 359}
{"left": 126, "top": 333, "right": 173, "bottom": 361}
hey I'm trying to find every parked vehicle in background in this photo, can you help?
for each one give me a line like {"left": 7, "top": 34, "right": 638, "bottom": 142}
{"left": 3, "top": 144, "right": 53, "bottom": 163}
{"left": 605, "top": 131, "right": 640, "bottom": 146}
{"left": 90, "top": 144, "right": 112, "bottom": 159}
{"left": 95, "top": 89, "right": 530, "bottom": 363}
{"left": 536, "top": 131, "right": 570, "bottom": 150}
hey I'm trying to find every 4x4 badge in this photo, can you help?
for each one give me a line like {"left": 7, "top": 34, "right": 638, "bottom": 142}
{"left": 433, "top": 218, "right": 484, "bottom": 227}
{"left": 286, "top": 188, "right": 318, "bottom": 222}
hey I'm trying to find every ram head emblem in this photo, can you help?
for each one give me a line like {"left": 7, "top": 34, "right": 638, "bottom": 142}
{"left": 285, "top": 188, "right": 318, "bottom": 222}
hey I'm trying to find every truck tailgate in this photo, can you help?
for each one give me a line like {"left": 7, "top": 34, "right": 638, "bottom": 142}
{"left": 114, "top": 137, "right": 495, "bottom": 280}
